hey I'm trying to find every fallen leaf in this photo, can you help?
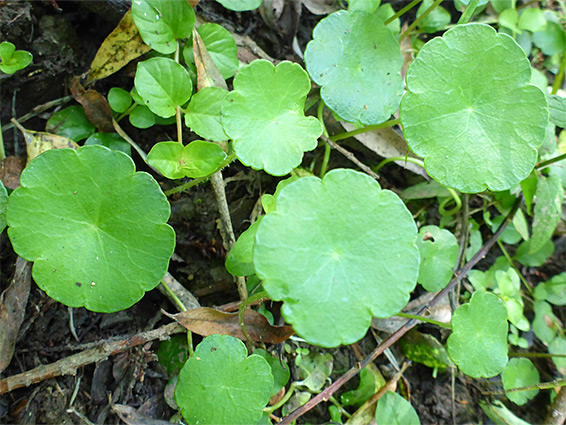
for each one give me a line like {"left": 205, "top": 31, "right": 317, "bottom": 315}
{"left": 11, "top": 119, "right": 80, "bottom": 163}
{"left": 86, "top": 9, "right": 152, "bottom": 85}
{"left": 301, "top": 0, "right": 339, "bottom": 15}
{"left": 166, "top": 307, "right": 294, "bottom": 344}
{"left": 193, "top": 29, "right": 228, "bottom": 91}
{"left": 112, "top": 404, "right": 172, "bottom": 425}
{"left": 70, "top": 77, "right": 114, "bottom": 132}
{"left": 0, "top": 257, "right": 32, "bottom": 374}
{"left": 0, "top": 156, "right": 26, "bottom": 189}
{"left": 340, "top": 123, "right": 428, "bottom": 178}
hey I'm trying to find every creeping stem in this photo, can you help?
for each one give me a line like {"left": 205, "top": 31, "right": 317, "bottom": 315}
{"left": 399, "top": 0, "right": 444, "bottom": 42}
{"left": 329, "top": 118, "right": 400, "bottom": 143}
{"left": 385, "top": 0, "right": 422, "bottom": 26}
{"left": 318, "top": 101, "right": 331, "bottom": 178}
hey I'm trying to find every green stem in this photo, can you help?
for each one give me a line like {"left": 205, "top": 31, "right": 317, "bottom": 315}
{"left": 396, "top": 312, "right": 452, "bottom": 329}
{"left": 174, "top": 41, "right": 183, "bottom": 144}
{"left": 385, "top": 0, "right": 422, "bottom": 26}
{"left": 483, "top": 378, "right": 566, "bottom": 396}
{"left": 330, "top": 118, "right": 400, "bottom": 143}
{"left": 537, "top": 153, "right": 566, "bottom": 169}
{"left": 318, "top": 101, "right": 331, "bottom": 178}
{"left": 457, "top": 0, "right": 479, "bottom": 24}
{"left": 497, "top": 240, "right": 534, "bottom": 295}
{"left": 400, "top": 0, "right": 444, "bottom": 42}
{"left": 264, "top": 382, "right": 297, "bottom": 413}
{"left": 111, "top": 118, "right": 148, "bottom": 164}
{"left": 509, "top": 352, "right": 566, "bottom": 358}
{"left": 160, "top": 279, "right": 194, "bottom": 357}
{"left": 239, "top": 290, "right": 269, "bottom": 345}
{"left": 328, "top": 395, "right": 352, "bottom": 419}
{"left": 164, "top": 152, "right": 237, "bottom": 196}
{"left": 116, "top": 103, "right": 137, "bottom": 122}
{"left": 374, "top": 155, "right": 424, "bottom": 172}
{"left": 438, "top": 188, "right": 463, "bottom": 216}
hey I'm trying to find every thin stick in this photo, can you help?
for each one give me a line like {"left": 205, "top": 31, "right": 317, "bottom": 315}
{"left": 279, "top": 196, "right": 521, "bottom": 424}
{"left": 322, "top": 136, "right": 380, "bottom": 181}
{"left": 1, "top": 95, "right": 73, "bottom": 133}
{"left": 0, "top": 322, "right": 184, "bottom": 395}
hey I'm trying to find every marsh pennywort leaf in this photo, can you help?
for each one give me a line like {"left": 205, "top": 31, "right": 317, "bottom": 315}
{"left": 447, "top": 291, "right": 508, "bottom": 378}
{"left": 533, "top": 22, "right": 566, "bottom": 56}
{"left": 147, "top": 140, "right": 226, "bottom": 179}
{"left": 131, "top": 0, "right": 195, "bottom": 54}
{"left": 226, "top": 218, "right": 262, "bottom": 277}
{"left": 222, "top": 60, "right": 322, "bottom": 176}
{"left": 184, "top": 86, "right": 228, "bottom": 142}
{"left": 46, "top": 106, "right": 96, "bottom": 142}
{"left": 501, "top": 358, "right": 540, "bottom": 406}
{"left": 175, "top": 334, "right": 273, "bottom": 425}
{"left": 129, "top": 105, "right": 155, "bottom": 128}
{"left": 135, "top": 57, "right": 192, "bottom": 118}
{"left": 108, "top": 87, "right": 132, "bottom": 113}
{"left": 375, "top": 391, "right": 421, "bottom": 425}
{"left": 215, "top": 0, "right": 262, "bottom": 12}
{"left": 253, "top": 349, "right": 290, "bottom": 397}
{"left": 532, "top": 300, "right": 559, "bottom": 343}
{"left": 6, "top": 145, "right": 175, "bottom": 312}
{"left": 305, "top": 10, "right": 403, "bottom": 125}
{"left": 416, "top": 225, "right": 458, "bottom": 292}
{"left": 400, "top": 23, "right": 548, "bottom": 193}
{"left": 85, "top": 133, "right": 131, "bottom": 156}
{"left": 254, "top": 169, "right": 420, "bottom": 347}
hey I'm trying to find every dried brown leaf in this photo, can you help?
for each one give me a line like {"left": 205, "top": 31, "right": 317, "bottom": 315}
{"left": 166, "top": 307, "right": 294, "bottom": 344}
{"left": 70, "top": 77, "right": 114, "bottom": 132}
{"left": 0, "top": 156, "right": 25, "bottom": 189}
{"left": 193, "top": 29, "right": 227, "bottom": 91}
{"left": 86, "top": 9, "right": 152, "bottom": 85}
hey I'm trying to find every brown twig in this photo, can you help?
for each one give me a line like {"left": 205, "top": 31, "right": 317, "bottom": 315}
{"left": 279, "top": 196, "right": 522, "bottom": 424}
{"left": 322, "top": 135, "right": 380, "bottom": 181}
{"left": 0, "top": 322, "right": 184, "bottom": 395}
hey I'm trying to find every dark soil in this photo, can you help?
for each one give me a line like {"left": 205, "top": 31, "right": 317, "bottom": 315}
{"left": 0, "top": 1, "right": 562, "bottom": 424}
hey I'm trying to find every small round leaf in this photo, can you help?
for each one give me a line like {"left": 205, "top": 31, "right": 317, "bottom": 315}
{"left": 129, "top": 105, "right": 156, "bottom": 128}
{"left": 84, "top": 133, "right": 131, "bottom": 155}
{"left": 6, "top": 145, "right": 175, "bottom": 312}
{"left": 216, "top": 0, "right": 262, "bottom": 11}
{"left": 135, "top": 57, "right": 192, "bottom": 118}
{"left": 375, "top": 391, "right": 421, "bottom": 425}
{"left": 184, "top": 86, "right": 228, "bottom": 142}
{"left": 222, "top": 60, "right": 322, "bottom": 176}
{"left": 197, "top": 23, "right": 239, "bottom": 79}
{"left": 46, "top": 106, "right": 96, "bottom": 142}
{"left": 416, "top": 225, "right": 458, "bottom": 292}
{"left": 501, "top": 358, "right": 540, "bottom": 406}
{"left": 132, "top": 0, "right": 195, "bottom": 54}
{"left": 175, "top": 334, "right": 273, "bottom": 425}
{"left": 254, "top": 169, "right": 419, "bottom": 347}
{"left": 108, "top": 87, "right": 132, "bottom": 113}
{"left": 305, "top": 10, "right": 403, "bottom": 125}
{"left": 400, "top": 23, "right": 548, "bottom": 193}
{"left": 447, "top": 291, "right": 508, "bottom": 378}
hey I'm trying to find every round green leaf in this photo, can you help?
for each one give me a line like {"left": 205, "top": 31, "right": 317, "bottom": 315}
{"left": 108, "top": 87, "right": 132, "bottom": 113}
{"left": 215, "top": 0, "right": 261, "bottom": 11}
{"left": 254, "top": 169, "right": 419, "bottom": 347}
{"left": 518, "top": 8, "right": 547, "bottom": 33}
{"left": 375, "top": 391, "right": 421, "bottom": 425}
{"left": 0, "top": 42, "right": 32, "bottom": 74}
{"left": 131, "top": 0, "right": 195, "bottom": 54}
{"left": 129, "top": 105, "right": 156, "bottom": 129}
{"left": 148, "top": 140, "right": 227, "bottom": 179}
{"left": 175, "top": 334, "right": 273, "bottom": 425}
{"left": 84, "top": 133, "right": 131, "bottom": 156}
{"left": 184, "top": 86, "right": 228, "bottom": 142}
{"left": 46, "top": 106, "right": 96, "bottom": 142}
{"left": 541, "top": 273, "right": 566, "bottom": 306}
{"left": 197, "top": 23, "right": 239, "bottom": 80}
{"left": 501, "top": 358, "right": 540, "bottom": 406}
{"left": 253, "top": 348, "right": 290, "bottom": 397}
{"left": 0, "top": 180, "right": 7, "bottom": 233}
{"left": 6, "top": 145, "right": 175, "bottom": 312}
{"left": 447, "top": 291, "right": 508, "bottom": 378}
{"left": 135, "top": 57, "right": 192, "bottom": 118}
{"left": 400, "top": 23, "right": 549, "bottom": 193}
{"left": 549, "top": 336, "right": 566, "bottom": 375}
{"left": 157, "top": 334, "right": 189, "bottom": 376}
{"left": 222, "top": 60, "right": 322, "bottom": 176}
{"left": 416, "top": 225, "right": 458, "bottom": 292}
{"left": 532, "top": 300, "right": 558, "bottom": 343}
{"left": 417, "top": 0, "right": 451, "bottom": 34}
{"left": 226, "top": 218, "right": 262, "bottom": 277}
{"left": 533, "top": 22, "right": 566, "bottom": 56}
{"left": 305, "top": 10, "right": 403, "bottom": 125}
{"left": 0, "top": 41, "right": 15, "bottom": 60}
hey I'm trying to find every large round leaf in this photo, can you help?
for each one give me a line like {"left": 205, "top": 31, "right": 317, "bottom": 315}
{"left": 400, "top": 24, "right": 548, "bottom": 193}
{"left": 131, "top": 0, "right": 195, "bottom": 54}
{"left": 135, "top": 57, "right": 192, "bottom": 118}
{"left": 254, "top": 169, "right": 420, "bottom": 347}
{"left": 222, "top": 60, "right": 323, "bottom": 176}
{"left": 175, "top": 334, "right": 273, "bottom": 425}
{"left": 304, "top": 10, "right": 403, "bottom": 125}
{"left": 6, "top": 145, "right": 175, "bottom": 313}
{"left": 447, "top": 291, "right": 508, "bottom": 378}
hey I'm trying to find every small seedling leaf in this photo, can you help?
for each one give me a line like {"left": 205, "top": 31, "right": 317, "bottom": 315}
{"left": 305, "top": 10, "right": 403, "bottom": 125}
{"left": 416, "top": 225, "right": 458, "bottom": 292}
{"left": 135, "top": 57, "right": 192, "bottom": 118}
{"left": 167, "top": 307, "right": 294, "bottom": 344}
{"left": 175, "top": 334, "right": 273, "bottom": 425}
{"left": 222, "top": 60, "right": 322, "bottom": 176}
{"left": 216, "top": 0, "right": 262, "bottom": 11}
{"left": 6, "top": 145, "right": 175, "bottom": 312}
{"left": 131, "top": 0, "right": 195, "bottom": 54}
{"left": 46, "top": 106, "right": 96, "bottom": 142}
{"left": 375, "top": 391, "right": 421, "bottom": 425}
{"left": 184, "top": 86, "right": 228, "bottom": 141}
{"left": 0, "top": 41, "right": 32, "bottom": 74}
{"left": 501, "top": 358, "right": 540, "bottom": 406}
{"left": 447, "top": 291, "right": 508, "bottom": 378}
{"left": 254, "top": 169, "right": 419, "bottom": 347}
{"left": 400, "top": 23, "right": 548, "bottom": 193}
